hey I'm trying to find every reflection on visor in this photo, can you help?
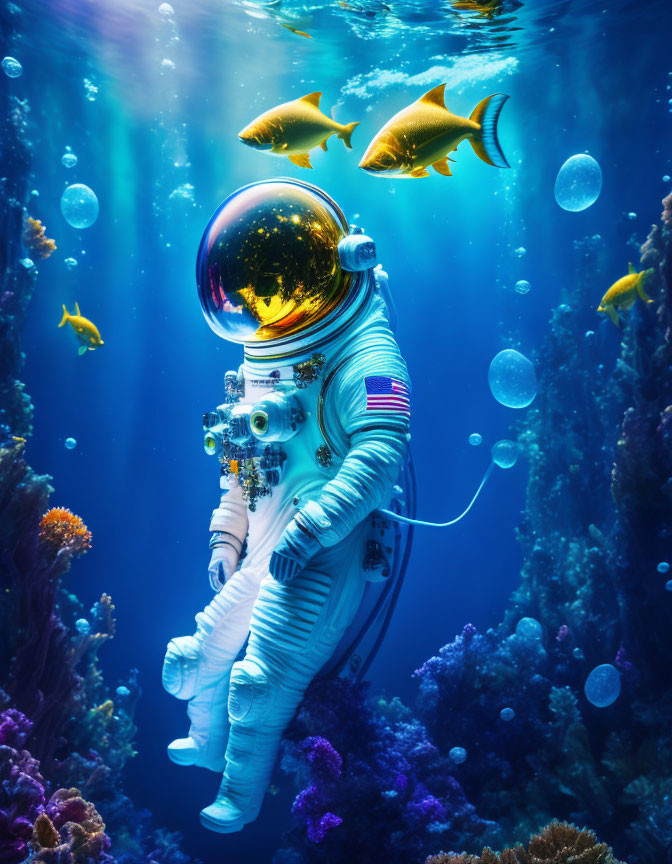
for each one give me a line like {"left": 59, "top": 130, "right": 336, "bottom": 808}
{"left": 197, "top": 180, "right": 352, "bottom": 344}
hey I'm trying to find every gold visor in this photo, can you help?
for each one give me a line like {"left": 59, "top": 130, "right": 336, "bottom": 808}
{"left": 197, "top": 181, "right": 352, "bottom": 344}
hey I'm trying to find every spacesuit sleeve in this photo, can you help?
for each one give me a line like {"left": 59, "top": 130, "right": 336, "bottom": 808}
{"left": 298, "top": 342, "right": 410, "bottom": 548}
{"left": 209, "top": 475, "right": 249, "bottom": 549}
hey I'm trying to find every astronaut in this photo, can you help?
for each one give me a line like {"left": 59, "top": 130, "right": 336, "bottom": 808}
{"left": 162, "top": 179, "right": 411, "bottom": 834}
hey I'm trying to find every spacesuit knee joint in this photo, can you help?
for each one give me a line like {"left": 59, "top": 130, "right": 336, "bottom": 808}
{"left": 228, "top": 659, "right": 270, "bottom": 726}
{"left": 162, "top": 635, "right": 202, "bottom": 700}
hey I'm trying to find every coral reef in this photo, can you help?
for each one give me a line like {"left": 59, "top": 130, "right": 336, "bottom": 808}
{"left": 277, "top": 197, "right": 672, "bottom": 863}
{"left": 0, "top": 9, "right": 197, "bottom": 862}
{"left": 22, "top": 217, "right": 56, "bottom": 260}
{"left": 276, "top": 677, "right": 498, "bottom": 864}
{"left": 425, "top": 822, "right": 624, "bottom": 864}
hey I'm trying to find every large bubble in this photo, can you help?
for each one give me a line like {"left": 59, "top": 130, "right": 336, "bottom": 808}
{"left": 515, "top": 617, "right": 542, "bottom": 640}
{"left": 554, "top": 154, "right": 602, "bottom": 212}
{"left": 492, "top": 439, "right": 519, "bottom": 469}
{"left": 584, "top": 663, "right": 620, "bottom": 708}
{"left": 488, "top": 349, "right": 537, "bottom": 408}
{"left": 449, "top": 747, "right": 467, "bottom": 764}
{"left": 61, "top": 183, "right": 99, "bottom": 229}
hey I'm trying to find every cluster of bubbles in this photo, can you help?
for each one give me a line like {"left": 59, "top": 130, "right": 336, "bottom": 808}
{"left": 158, "top": 2, "right": 175, "bottom": 16}
{"left": 61, "top": 184, "right": 99, "bottom": 229}
{"left": 499, "top": 707, "right": 515, "bottom": 722}
{"left": 554, "top": 154, "right": 602, "bottom": 212}
{"left": 514, "top": 246, "right": 526, "bottom": 258}
{"left": 65, "top": 437, "right": 77, "bottom": 450}
{"left": 514, "top": 279, "right": 531, "bottom": 296}
{"left": 449, "top": 746, "right": 467, "bottom": 764}
{"left": 83, "top": 77, "right": 98, "bottom": 102}
{"left": 169, "top": 183, "right": 196, "bottom": 206}
{"left": 488, "top": 349, "right": 537, "bottom": 409}
{"left": 2, "top": 56, "right": 22, "bottom": 78}
{"left": 116, "top": 685, "right": 131, "bottom": 698}
{"left": 468, "top": 432, "right": 482, "bottom": 446}
{"left": 20, "top": 258, "right": 34, "bottom": 270}
{"left": 627, "top": 212, "right": 637, "bottom": 220}
{"left": 664, "top": 175, "right": 671, "bottom": 183}
{"left": 584, "top": 663, "right": 620, "bottom": 708}
{"left": 64, "top": 257, "right": 78, "bottom": 270}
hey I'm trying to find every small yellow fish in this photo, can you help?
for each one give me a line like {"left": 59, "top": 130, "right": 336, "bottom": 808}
{"left": 238, "top": 92, "right": 360, "bottom": 169}
{"left": 597, "top": 264, "right": 655, "bottom": 327}
{"left": 59, "top": 303, "right": 104, "bottom": 355}
{"left": 451, "top": 0, "right": 504, "bottom": 19}
{"left": 359, "top": 85, "right": 510, "bottom": 178}
{"left": 280, "top": 22, "right": 312, "bottom": 38}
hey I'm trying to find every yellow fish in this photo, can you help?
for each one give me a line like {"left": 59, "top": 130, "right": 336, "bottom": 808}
{"left": 280, "top": 22, "right": 312, "bottom": 38}
{"left": 238, "top": 92, "right": 360, "bottom": 169}
{"left": 359, "top": 85, "right": 510, "bottom": 178}
{"left": 597, "top": 264, "right": 655, "bottom": 327}
{"left": 451, "top": 0, "right": 504, "bottom": 19}
{"left": 59, "top": 303, "right": 104, "bottom": 355}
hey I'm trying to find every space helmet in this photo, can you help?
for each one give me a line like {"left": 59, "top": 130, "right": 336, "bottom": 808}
{"left": 196, "top": 179, "right": 376, "bottom": 345}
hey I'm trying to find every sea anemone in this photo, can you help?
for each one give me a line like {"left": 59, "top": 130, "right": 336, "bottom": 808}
{"left": 22, "top": 217, "right": 57, "bottom": 260}
{"left": 39, "top": 508, "right": 91, "bottom": 555}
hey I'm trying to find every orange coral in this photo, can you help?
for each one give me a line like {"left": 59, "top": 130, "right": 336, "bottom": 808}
{"left": 23, "top": 217, "right": 57, "bottom": 259}
{"left": 39, "top": 508, "right": 91, "bottom": 555}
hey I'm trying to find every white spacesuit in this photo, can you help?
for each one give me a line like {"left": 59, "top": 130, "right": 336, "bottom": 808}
{"left": 162, "top": 179, "right": 411, "bottom": 833}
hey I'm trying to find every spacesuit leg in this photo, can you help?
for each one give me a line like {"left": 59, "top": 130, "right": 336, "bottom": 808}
{"left": 163, "top": 560, "right": 265, "bottom": 772}
{"left": 199, "top": 524, "right": 369, "bottom": 832}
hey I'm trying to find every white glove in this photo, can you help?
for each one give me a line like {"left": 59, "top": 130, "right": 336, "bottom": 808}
{"left": 208, "top": 538, "right": 241, "bottom": 591}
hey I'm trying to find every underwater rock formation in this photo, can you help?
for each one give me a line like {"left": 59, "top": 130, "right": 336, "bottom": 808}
{"left": 276, "top": 197, "right": 672, "bottom": 863}
{"left": 425, "top": 821, "right": 625, "bottom": 864}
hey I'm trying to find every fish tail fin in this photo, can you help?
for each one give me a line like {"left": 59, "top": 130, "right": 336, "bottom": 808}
{"left": 469, "top": 93, "right": 510, "bottom": 168}
{"left": 338, "top": 121, "right": 360, "bottom": 149}
{"left": 59, "top": 305, "right": 70, "bottom": 327}
{"left": 637, "top": 275, "right": 653, "bottom": 303}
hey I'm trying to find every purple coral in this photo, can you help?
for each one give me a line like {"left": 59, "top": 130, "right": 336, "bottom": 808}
{"left": 299, "top": 736, "right": 342, "bottom": 781}
{"left": 0, "top": 709, "right": 33, "bottom": 748}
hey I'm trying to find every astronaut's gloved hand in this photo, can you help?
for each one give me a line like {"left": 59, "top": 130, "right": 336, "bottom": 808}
{"left": 208, "top": 533, "right": 242, "bottom": 591}
{"left": 269, "top": 517, "right": 322, "bottom": 583}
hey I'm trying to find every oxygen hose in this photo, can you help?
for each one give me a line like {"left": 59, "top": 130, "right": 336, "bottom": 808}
{"left": 375, "top": 461, "right": 495, "bottom": 528}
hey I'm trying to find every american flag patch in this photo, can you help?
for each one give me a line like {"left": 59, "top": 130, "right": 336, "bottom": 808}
{"left": 365, "top": 376, "right": 410, "bottom": 416}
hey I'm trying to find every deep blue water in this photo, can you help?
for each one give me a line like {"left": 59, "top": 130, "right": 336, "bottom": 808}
{"left": 7, "top": 0, "right": 672, "bottom": 859}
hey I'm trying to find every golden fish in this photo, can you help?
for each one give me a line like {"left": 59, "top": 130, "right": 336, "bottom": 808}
{"left": 238, "top": 92, "right": 360, "bottom": 169}
{"left": 451, "top": 0, "right": 504, "bottom": 19}
{"left": 280, "top": 22, "right": 312, "bottom": 38}
{"left": 59, "top": 303, "right": 104, "bottom": 355}
{"left": 597, "top": 264, "right": 655, "bottom": 327}
{"left": 359, "top": 84, "right": 510, "bottom": 178}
